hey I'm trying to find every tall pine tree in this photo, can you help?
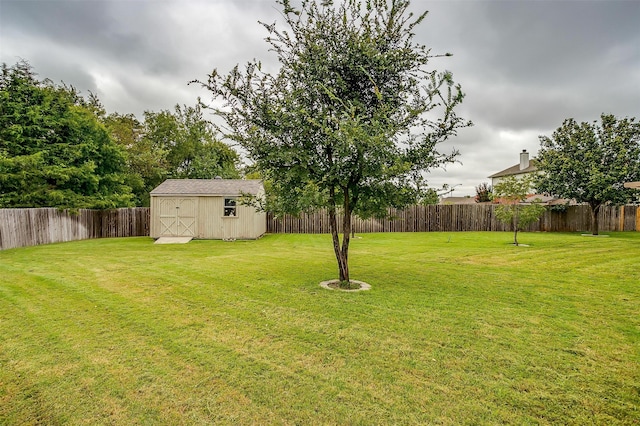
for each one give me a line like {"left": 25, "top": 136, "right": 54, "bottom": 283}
{"left": 0, "top": 61, "right": 133, "bottom": 209}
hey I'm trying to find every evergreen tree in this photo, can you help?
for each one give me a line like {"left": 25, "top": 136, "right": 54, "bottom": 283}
{"left": 0, "top": 61, "right": 133, "bottom": 209}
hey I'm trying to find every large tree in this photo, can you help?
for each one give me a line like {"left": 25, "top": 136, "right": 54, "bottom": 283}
{"left": 197, "top": 0, "right": 470, "bottom": 286}
{"left": 536, "top": 114, "right": 640, "bottom": 235}
{"left": 0, "top": 61, "right": 133, "bottom": 209}
{"left": 103, "top": 112, "right": 167, "bottom": 206}
{"left": 143, "top": 104, "right": 240, "bottom": 180}
{"left": 101, "top": 104, "right": 240, "bottom": 206}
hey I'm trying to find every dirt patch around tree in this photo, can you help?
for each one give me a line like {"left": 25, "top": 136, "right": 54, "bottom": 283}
{"left": 319, "top": 279, "right": 371, "bottom": 292}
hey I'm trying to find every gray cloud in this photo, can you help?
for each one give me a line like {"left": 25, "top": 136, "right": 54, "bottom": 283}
{"left": 2, "top": 0, "right": 639, "bottom": 196}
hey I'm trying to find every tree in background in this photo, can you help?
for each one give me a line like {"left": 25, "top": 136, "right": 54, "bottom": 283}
{"left": 103, "top": 104, "right": 240, "bottom": 206}
{"left": 197, "top": 0, "right": 470, "bottom": 286}
{"left": 0, "top": 61, "right": 133, "bottom": 209}
{"left": 0, "top": 60, "right": 241, "bottom": 208}
{"left": 475, "top": 182, "right": 492, "bottom": 203}
{"left": 536, "top": 114, "right": 640, "bottom": 235}
{"left": 411, "top": 174, "right": 442, "bottom": 205}
{"left": 103, "top": 112, "right": 167, "bottom": 206}
{"left": 143, "top": 104, "right": 239, "bottom": 178}
{"left": 493, "top": 175, "right": 545, "bottom": 246}
{"left": 419, "top": 188, "right": 440, "bottom": 205}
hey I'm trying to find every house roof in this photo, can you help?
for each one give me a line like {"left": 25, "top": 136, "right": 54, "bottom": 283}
{"left": 150, "top": 179, "right": 263, "bottom": 196}
{"left": 488, "top": 160, "right": 538, "bottom": 179}
{"left": 439, "top": 196, "right": 478, "bottom": 205}
{"left": 491, "top": 194, "right": 575, "bottom": 205}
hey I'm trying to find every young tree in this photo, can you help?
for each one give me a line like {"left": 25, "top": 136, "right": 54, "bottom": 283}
{"left": 493, "top": 175, "right": 546, "bottom": 246}
{"left": 0, "top": 61, "right": 133, "bottom": 209}
{"left": 536, "top": 114, "right": 640, "bottom": 235}
{"left": 196, "top": 0, "right": 470, "bottom": 286}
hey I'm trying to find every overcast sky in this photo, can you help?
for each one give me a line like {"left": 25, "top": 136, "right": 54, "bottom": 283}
{"left": 2, "top": 0, "right": 639, "bottom": 196}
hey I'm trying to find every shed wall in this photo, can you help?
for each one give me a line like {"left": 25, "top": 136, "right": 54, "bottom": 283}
{"left": 197, "top": 197, "right": 265, "bottom": 239}
{"left": 151, "top": 195, "right": 266, "bottom": 239}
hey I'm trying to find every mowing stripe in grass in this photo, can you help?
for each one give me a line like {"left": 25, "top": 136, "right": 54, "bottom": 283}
{"left": 1, "top": 233, "right": 638, "bottom": 424}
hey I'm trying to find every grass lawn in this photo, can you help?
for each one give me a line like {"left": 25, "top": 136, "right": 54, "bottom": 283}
{"left": 1, "top": 231, "right": 639, "bottom": 424}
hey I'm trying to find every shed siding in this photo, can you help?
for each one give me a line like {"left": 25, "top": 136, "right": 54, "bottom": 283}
{"left": 197, "top": 197, "right": 265, "bottom": 239}
{"left": 253, "top": 199, "right": 267, "bottom": 237}
{"left": 151, "top": 195, "right": 266, "bottom": 239}
{"left": 237, "top": 204, "right": 264, "bottom": 239}
{"left": 197, "top": 197, "right": 224, "bottom": 239}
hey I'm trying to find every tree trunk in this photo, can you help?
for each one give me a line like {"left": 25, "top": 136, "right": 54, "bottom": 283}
{"left": 341, "top": 197, "right": 351, "bottom": 284}
{"left": 328, "top": 206, "right": 349, "bottom": 283}
{"left": 512, "top": 207, "right": 519, "bottom": 246}
{"left": 327, "top": 187, "right": 351, "bottom": 285}
{"left": 590, "top": 203, "right": 601, "bottom": 235}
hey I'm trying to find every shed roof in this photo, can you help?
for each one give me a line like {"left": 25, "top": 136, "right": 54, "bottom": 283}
{"left": 488, "top": 160, "right": 538, "bottom": 179}
{"left": 150, "top": 179, "right": 263, "bottom": 196}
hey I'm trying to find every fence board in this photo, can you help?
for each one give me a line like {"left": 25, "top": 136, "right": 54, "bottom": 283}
{"left": 267, "top": 205, "right": 638, "bottom": 234}
{"left": 0, "top": 208, "right": 150, "bottom": 250}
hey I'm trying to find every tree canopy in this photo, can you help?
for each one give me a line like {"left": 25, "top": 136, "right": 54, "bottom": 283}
{"left": 536, "top": 114, "right": 640, "bottom": 235}
{"left": 110, "top": 104, "right": 240, "bottom": 206}
{"left": 142, "top": 103, "right": 239, "bottom": 181}
{"left": 102, "top": 104, "right": 240, "bottom": 207}
{"left": 197, "top": 0, "right": 470, "bottom": 284}
{"left": 0, "top": 61, "right": 133, "bottom": 209}
{"left": 0, "top": 60, "right": 241, "bottom": 208}
{"left": 102, "top": 112, "right": 166, "bottom": 207}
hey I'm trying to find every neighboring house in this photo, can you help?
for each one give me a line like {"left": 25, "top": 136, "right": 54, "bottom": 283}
{"left": 150, "top": 179, "right": 266, "bottom": 240}
{"left": 488, "top": 149, "right": 537, "bottom": 187}
{"left": 439, "top": 196, "right": 477, "bottom": 205}
{"left": 488, "top": 150, "right": 575, "bottom": 206}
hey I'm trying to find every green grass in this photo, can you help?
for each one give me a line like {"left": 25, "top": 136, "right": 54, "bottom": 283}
{"left": 1, "top": 232, "right": 639, "bottom": 424}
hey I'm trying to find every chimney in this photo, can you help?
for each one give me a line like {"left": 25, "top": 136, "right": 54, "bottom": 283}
{"left": 519, "top": 149, "right": 530, "bottom": 170}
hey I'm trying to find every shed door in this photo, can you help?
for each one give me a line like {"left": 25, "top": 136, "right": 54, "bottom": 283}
{"left": 159, "top": 198, "right": 197, "bottom": 236}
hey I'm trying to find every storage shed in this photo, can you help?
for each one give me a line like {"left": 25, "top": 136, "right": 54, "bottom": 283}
{"left": 150, "top": 179, "right": 266, "bottom": 240}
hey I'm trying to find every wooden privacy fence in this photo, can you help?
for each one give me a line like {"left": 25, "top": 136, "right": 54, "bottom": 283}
{"left": 1, "top": 205, "right": 638, "bottom": 250}
{"left": 0, "top": 208, "right": 150, "bottom": 250}
{"left": 267, "top": 204, "right": 640, "bottom": 234}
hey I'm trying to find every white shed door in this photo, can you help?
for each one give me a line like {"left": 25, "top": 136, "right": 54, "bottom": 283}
{"left": 159, "top": 198, "right": 197, "bottom": 237}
